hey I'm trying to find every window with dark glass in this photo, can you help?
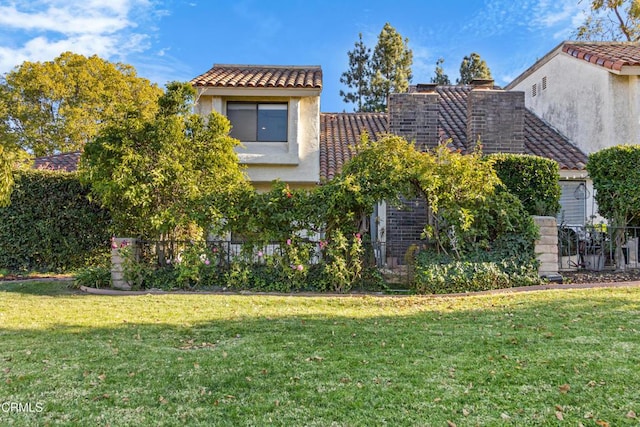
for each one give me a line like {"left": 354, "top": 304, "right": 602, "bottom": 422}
{"left": 227, "top": 102, "right": 288, "bottom": 142}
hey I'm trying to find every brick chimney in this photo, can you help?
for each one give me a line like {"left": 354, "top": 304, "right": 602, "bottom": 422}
{"left": 466, "top": 84, "right": 525, "bottom": 154}
{"left": 388, "top": 89, "right": 440, "bottom": 152}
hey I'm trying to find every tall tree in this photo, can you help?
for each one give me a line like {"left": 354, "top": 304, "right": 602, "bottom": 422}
{"left": 367, "top": 23, "right": 413, "bottom": 112}
{"left": 575, "top": 0, "right": 640, "bottom": 41}
{"left": 339, "top": 33, "right": 372, "bottom": 112}
{"left": 431, "top": 58, "right": 451, "bottom": 85}
{"left": 457, "top": 53, "right": 493, "bottom": 85}
{"left": 0, "top": 52, "right": 163, "bottom": 157}
{"left": 80, "top": 82, "right": 250, "bottom": 240}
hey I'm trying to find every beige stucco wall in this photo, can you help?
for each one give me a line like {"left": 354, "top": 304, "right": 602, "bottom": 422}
{"left": 509, "top": 53, "right": 640, "bottom": 154}
{"left": 195, "top": 90, "right": 320, "bottom": 189}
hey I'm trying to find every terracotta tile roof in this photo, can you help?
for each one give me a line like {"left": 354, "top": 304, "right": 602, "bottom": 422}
{"left": 562, "top": 42, "right": 640, "bottom": 72}
{"left": 320, "top": 113, "right": 388, "bottom": 181}
{"left": 436, "top": 86, "right": 587, "bottom": 170}
{"left": 191, "top": 64, "right": 323, "bottom": 89}
{"left": 34, "top": 151, "right": 80, "bottom": 172}
{"left": 319, "top": 86, "right": 588, "bottom": 181}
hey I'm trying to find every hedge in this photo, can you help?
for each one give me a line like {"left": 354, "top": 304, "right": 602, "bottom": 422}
{"left": 0, "top": 169, "right": 111, "bottom": 272}
{"left": 490, "top": 153, "right": 561, "bottom": 217}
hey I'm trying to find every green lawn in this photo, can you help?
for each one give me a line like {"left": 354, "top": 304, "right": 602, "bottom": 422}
{"left": 1, "top": 282, "right": 639, "bottom": 426}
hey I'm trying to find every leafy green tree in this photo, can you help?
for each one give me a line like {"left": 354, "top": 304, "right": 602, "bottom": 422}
{"left": 80, "top": 82, "right": 250, "bottom": 240}
{"left": 575, "top": 0, "right": 640, "bottom": 41}
{"left": 490, "top": 153, "right": 561, "bottom": 216}
{"left": 431, "top": 58, "right": 451, "bottom": 85}
{"left": 339, "top": 33, "right": 372, "bottom": 112}
{"left": 316, "top": 133, "right": 420, "bottom": 235}
{"left": 587, "top": 145, "right": 640, "bottom": 269}
{"left": 0, "top": 146, "right": 13, "bottom": 207}
{"left": 367, "top": 23, "right": 413, "bottom": 111}
{"left": 457, "top": 52, "right": 493, "bottom": 85}
{"left": 0, "top": 51, "right": 163, "bottom": 156}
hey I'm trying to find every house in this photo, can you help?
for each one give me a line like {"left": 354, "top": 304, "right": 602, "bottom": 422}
{"left": 506, "top": 41, "right": 640, "bottom": 225}
{"left": 34, "top": 63, "right": 589, "bottom": 264}
{"left": 188, "top": 64, "right": 587, "bottom": 263}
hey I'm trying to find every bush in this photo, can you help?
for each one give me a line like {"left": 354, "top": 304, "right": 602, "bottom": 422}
{"left": 74, "top": 266, "right": 111, "bottom": 289}
{"left": 413, "top": 251, "right": 541, "bottom": 294}
{"left": 490, "top": 153, "right": 561, "bottom": 216}
{"left": 0, "top": 170, "right": 111, "bottom": 273}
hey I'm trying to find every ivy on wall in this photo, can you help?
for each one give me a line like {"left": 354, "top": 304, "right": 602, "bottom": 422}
{"left": 0, "top": 170, "right": 111, "bottom": 272}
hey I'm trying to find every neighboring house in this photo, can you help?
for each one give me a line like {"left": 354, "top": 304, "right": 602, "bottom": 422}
{"left": 506, "top": 41, "right": 640, "bottom": 226}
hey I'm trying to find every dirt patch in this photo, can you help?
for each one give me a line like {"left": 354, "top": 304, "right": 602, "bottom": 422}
{"left": 561, "top": 268, "right": 640, "bottom": 284}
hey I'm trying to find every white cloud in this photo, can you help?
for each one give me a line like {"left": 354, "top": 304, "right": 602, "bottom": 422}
{"left": 0, "top": 0, "right": 156, "bottom": 73}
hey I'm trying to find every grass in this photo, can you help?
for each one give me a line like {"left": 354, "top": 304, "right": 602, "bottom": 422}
{"left": 1, "top": 281, "right": 639, "bottom": 426}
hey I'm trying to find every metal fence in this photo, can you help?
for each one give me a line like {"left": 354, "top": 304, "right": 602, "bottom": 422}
{"left": 558, "top": 225, "right": 640, "bottom": 271}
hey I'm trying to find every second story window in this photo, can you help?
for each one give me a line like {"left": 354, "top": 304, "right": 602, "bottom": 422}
{"left": 227, "top": 102, "right": 288, "bottom": 142}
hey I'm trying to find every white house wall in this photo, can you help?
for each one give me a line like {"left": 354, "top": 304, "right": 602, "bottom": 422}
{"left": 510, "top": 53, "right": 640, "bottom": 154}
{"left": 195, "top": 93, "right": 320, "bottom": 189}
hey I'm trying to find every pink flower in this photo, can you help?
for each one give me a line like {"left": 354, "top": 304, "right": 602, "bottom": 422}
{"left": 166, "top": 259, "right": 171, "bottom": 264}
{"left": 111, "top": 241, "right": 118, "bottom": 249}
{"left": 286, "top": 239, "right": 292, "bottom": 246}
{"left": 212, "top": 247, "right": 218, "bottom": 253}
{"left": 204, "top": 259, "right": 210, "bottom": 265}
{"left": 296, "top": 264, "right": 304, "bottom": 271}
{"left": 355, "top": 233, "right": 361, "bottom": 241}
{"left": 257, "top": 251, "right": 264, "bottom": 257}
{"left": 120, "top": 240, "right": 129, "bottom": 248}
{"left": 319, "top": 240, "right": 327, "bottom": 249}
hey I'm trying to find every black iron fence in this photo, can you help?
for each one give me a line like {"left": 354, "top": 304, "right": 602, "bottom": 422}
{"left": 558, "top": 225, "right": 640, "bottom": 271}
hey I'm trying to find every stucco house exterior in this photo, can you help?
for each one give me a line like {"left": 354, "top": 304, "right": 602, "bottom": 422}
{"left": 35, "top": 63, "right": 589, "bottom": 265}
{"left": 190, "top": 64, "right": 323, "bottom": 192}
{"left": 185, "top": 65, "right": 588, "bottom": 262}
{"left": 506, "top": 41, "right": 640, "bottom": 226}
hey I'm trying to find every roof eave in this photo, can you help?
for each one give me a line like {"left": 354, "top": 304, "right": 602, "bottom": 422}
{"left": 195, "top": 86, "right": 322, "bottom": 97}
{"left": 505, "top": 41, "right": 566, "bottom": 90}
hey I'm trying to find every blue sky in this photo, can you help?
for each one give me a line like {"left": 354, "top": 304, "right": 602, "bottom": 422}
{"left": 0, "top": 0, "right": 590, "bottom": 112}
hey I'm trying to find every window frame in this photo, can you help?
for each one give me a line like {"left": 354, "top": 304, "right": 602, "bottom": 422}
{"left": 226, "top": 101, "right": 289, "bottom": 143}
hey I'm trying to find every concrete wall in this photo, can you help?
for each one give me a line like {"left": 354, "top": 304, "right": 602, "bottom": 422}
{"left": 533, "top": 216, "right": 559, "bottom": 278}
{"left": 509, "top": 53, "right": 640, "bottom": 154}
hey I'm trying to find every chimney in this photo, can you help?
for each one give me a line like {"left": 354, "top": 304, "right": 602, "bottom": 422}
{"left": 466, "top": 87, "right": 525, "bottom": 154}
{"left": 469, "top": 79, "right": 495, "bottom": 89}
{"left": 388, "top": 87, "right": 440, "bottom": 152}
{"left": 416, "top": 83, "right": 438, "bottom": 93}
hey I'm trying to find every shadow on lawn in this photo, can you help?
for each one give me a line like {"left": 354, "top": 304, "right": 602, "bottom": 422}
{"left": 0, "top": 280, "right": 80, "bottom": 296}
{"left": 0, "top": 288, "right": 639, "bottom": 425}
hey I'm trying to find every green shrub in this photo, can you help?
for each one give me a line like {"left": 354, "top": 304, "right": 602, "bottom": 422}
{"left": 413, "top": 251, "right": 540, "bottom": 294}
{"left": 73, "top": 266, "right": 111, "bottom": 289}
{"left": 0, "top": 170, "right": 111, "bottom": 273}
{"left": 490, "top": 153, "right": 561, "bottom": 216}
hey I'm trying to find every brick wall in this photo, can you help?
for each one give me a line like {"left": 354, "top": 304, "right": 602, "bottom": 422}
{"left": 466, "top": 89, "right": 525, "bottom": 154}
{"left": 385, "top": 197, "right": 429, "bottom": 266}
{"left": 388, "top": 92, "right": 440, "bottom": 152}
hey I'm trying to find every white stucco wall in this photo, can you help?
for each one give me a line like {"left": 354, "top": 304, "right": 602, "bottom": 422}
{"left": 509, "top": 53, "right": 640, "bottom": 154}
{"left": 195, "top": 90, "right": 320, "bottom": 189}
